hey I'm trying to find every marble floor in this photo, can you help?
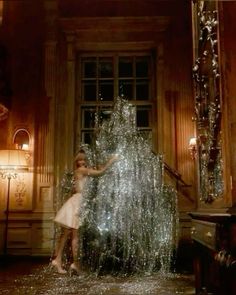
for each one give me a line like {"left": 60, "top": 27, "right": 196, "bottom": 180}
{"left": 0, "top": 257, "right": 195, "bottom": 295}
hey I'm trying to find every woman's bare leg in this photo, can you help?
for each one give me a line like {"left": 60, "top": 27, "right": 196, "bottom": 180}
{"left": 70, "top": 229, "right": 80, "bottom": 273}
{"left": 52, "top": 228, "right": 71, "bottom": 273}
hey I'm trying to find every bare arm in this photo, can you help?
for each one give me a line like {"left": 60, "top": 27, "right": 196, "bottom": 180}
{"left": 78, "top": 155, "right": 118, "bottom": 177}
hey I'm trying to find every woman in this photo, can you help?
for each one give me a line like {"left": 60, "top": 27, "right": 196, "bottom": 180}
{"left": 51, "top": 150, "right": 117, "bottom": 274}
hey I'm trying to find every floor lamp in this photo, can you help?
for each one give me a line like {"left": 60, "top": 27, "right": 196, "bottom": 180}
{"left": 0, "top": 149, "right": 28, "bottom": 256}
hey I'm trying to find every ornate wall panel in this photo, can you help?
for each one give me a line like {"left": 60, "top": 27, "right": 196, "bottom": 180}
{"left": 192, "top": 1, "right": 224, "bottom": 204}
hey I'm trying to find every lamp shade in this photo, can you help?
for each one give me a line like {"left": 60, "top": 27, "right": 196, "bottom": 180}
{"left": 189, "top": 137, "right": 197, "bottom": 147}
{"left": 0, "top": 149, "right": 28, "bottom": 170}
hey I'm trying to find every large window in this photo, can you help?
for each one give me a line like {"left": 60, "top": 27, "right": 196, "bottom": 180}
{"left": 76, "top": 53, "right": 155, "bottom": 146}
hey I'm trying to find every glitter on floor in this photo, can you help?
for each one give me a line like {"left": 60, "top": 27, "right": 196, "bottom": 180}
{"left": 0, "top": 257, "right": 195, "bottom": 295}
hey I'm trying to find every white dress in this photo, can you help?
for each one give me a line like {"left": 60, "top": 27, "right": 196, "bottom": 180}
{"left": 54, "top": 177, "right": 87, "bottom": 229}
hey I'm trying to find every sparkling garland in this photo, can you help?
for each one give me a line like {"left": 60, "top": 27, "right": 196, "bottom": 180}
{"left": 75, "top": 97, "right": 179, "bottom": 274}
{"left": 193, "top": 5, "right": 224, "bottom": 203}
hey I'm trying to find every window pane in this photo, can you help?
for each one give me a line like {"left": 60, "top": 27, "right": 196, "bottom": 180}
{"left": 79, "top": 54, "right": 154, "bottom": 146}
{"left": 139, "top": 130, "right": 152, "bottom": 143}
{"left": 119, "top": 80, "right": 133, "bottom": 99}
{"left": 99, "top": 81, "right": 114, "bottom": 101}
{"left": 82, "top": 108, "right": 96, "bottom": 128}
{"left": 82, "top": 81, "right": 96, "bottom": 101}
{"left": 82, "top": 132, "right": 94, "bottom": 145}
{"left": 82, "top": 58, "right": 96, "bottom": 78}
{"left": 97, "top": 108, "right": 112, "bottom": 125}
{"left": 119, "top": 57, "right": 133, "bottom": 77}
{"left": 136, "top": 79, "right": 149, "bottom": 100}
{"left": 137, "top": 108, "right": 150, "bottom": 127}
{"left": 136, "top": 57, "right": 149, "bottom": 77}
{"left": 99, "top": 58, "right": 113, "bottom": 78}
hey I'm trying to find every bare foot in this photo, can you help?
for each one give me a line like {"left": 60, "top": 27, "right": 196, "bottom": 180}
{"left": 51, "top": 259, "right": 67, "bottom": 274}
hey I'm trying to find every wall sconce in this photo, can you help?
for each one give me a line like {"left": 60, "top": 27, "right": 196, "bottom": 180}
{"left": 13, "top": 129, "right": 30, "bottom": 150}
{"left": 0, "top": 103, "right": 9, "bottom": 121}
{"left": 13, "top": 129, "right": 31, "bottom": 162}
{"left": 0, "top": 149, "right": 29, "bottom": 255}
{"left": 189, "top": 137, "right": 197, "bottom": 159}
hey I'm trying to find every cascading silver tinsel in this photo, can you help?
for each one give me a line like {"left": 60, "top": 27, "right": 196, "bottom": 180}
{"left": 79, "top": 97, "right": 178, "bottom": 275}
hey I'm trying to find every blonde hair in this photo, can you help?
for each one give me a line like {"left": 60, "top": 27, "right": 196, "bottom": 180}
{"left": 74, "top": 149, "right": 86, "bottom": 162}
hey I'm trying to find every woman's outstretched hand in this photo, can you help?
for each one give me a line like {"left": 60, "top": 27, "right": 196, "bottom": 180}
{"left": 104, "top": 154, "right": 120, "bottom": 169}
{"left": 109, "top": 154, "right": 120, "bottom": 163}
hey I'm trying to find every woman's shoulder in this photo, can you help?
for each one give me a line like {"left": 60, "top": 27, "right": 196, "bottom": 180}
{"left": 75, "top": 167, "right": 88, "bottom": 177}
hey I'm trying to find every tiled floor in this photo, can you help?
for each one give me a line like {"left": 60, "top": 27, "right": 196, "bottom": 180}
{"left": 0, "top": 257, "right": 195, "bottom": 295}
